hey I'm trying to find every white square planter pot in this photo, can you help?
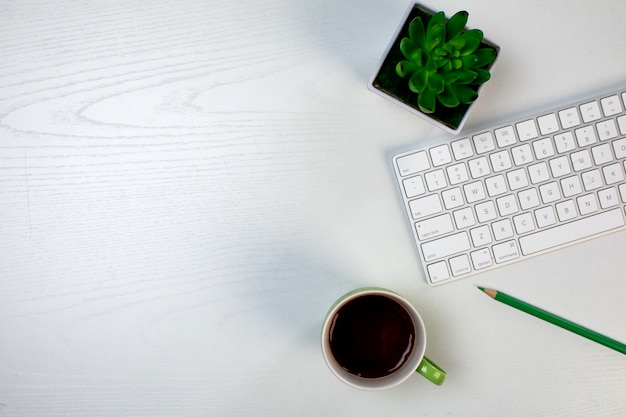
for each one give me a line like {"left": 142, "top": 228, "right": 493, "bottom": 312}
{"left": 368, "top": 3, "right": 500, "bottom": 134}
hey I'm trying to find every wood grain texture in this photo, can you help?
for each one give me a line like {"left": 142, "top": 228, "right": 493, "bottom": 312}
{"left": 1, "top": 1, "right": 626, "bottom": 416}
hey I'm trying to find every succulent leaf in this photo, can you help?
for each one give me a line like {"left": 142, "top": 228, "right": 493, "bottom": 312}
{"left": 434, "top": 47, "right": 447, "bottom": 57}
{"left": 456, "top": 69, "right": 478, "bottom": 84}
{"left": 427, "top": 12, "right": 446, "bottom": 35}
{"left": 441, "top": 71, "right": 460, "bottom": 84}
{"left": 409, "top": 69, "right": 428, "bottom": 93}
{"left": 460, "top": 54, "right": 478, "bottom": 68}
{"left": 454, "top": 84, "right": 478, "bottom": 104}
{"left": 446, "top": 11, "right": 468, "bottom": 41}
{"left": 438, "top": 83, "right": 460, "bottom": 108}
{"left": 396, "top": 60, "right": 418, "bottom": 78}
{"left": 408, "top": 17, "right": 426, "bottom": 49}
{"left": 473, "top": 68, "right": 491, "bottom": 84}
{"left": 418, "top": 88, "right": 437, "bottom": 113}
{"left": 435, "top": 58, "right": 449, "bottom": 69}
{"left": 447, "top": 38, "right": 465, "bottom": 51}
{"left": 428, "top": 73, "right": 445, "bottom": 94}
{"left": 400, "top": 38, "right": 422, "bottom": 62}
{"left": 474, "top": 47, "right": 497, "bottom": 67}
{"left": 459, "top": 29, "right": 483, "bottom": 55}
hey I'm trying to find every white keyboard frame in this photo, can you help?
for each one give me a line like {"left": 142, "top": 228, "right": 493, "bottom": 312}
{"left": 393, "top": 86, "right": 626, "bottom": 286}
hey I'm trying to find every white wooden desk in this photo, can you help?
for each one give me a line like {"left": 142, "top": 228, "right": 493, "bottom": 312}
{"left": 1, "top": 1, "right": 625, "bottom": 416}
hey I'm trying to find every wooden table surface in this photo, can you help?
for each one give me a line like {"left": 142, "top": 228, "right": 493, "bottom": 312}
{"left": 1, "top": 1, "right": 625, "bottom": 416}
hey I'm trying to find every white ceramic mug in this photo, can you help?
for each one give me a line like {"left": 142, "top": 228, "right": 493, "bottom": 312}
{"left": 321, "top": 287, "right": 445, "bottom": 390}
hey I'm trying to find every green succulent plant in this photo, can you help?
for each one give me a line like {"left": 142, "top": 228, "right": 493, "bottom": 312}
{"left": 395, "top": 10, "right": 496, "bottom": 114}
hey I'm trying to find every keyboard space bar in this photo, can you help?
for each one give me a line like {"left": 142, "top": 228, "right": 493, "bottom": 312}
{"left": 519, "top": 209, "right": 625, "bottom": 256}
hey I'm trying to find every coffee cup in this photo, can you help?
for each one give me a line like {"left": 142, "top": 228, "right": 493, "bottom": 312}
{"left": 321, "top": 287, "right": 445, "bottom": 390}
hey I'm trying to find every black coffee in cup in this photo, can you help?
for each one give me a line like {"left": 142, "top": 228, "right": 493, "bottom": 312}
{"left": 328, "top": 294, "right": 416, "bottom": 378}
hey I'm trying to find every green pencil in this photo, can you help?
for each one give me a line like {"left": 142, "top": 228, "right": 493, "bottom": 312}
{"left": 477, "top": 287, "right": 626, "bottom": 354}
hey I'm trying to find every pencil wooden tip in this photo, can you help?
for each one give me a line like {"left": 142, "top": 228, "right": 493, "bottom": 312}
{"left": 477, "top": 286, "right": 497, "bottom": 298}
{"left": 484, "top": 288, "right": 497, "bottom": 298}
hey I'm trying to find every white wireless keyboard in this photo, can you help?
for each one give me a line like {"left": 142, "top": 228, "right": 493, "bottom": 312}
{"left": 393, "top": 86, "right": 626, "bottom": 286}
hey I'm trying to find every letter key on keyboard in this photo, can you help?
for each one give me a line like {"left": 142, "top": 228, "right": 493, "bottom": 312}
{"left": 393, "top": 86, "right": 626, "bottom": 285}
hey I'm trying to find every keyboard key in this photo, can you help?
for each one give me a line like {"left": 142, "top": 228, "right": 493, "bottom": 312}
{"left": 600, "top": 94, "right": 623, "bottom": 116}
{"left": 402, "top": 176, "right": 426, "bottom": 198}
{"left": 555, "top": 200, "right": 577, "bottom": 221}
{"left": 506, "top": 168, "right": 529, "bottom": 190}
{"left": 597, "top": 188, "right": 619, "bottom": 209}
{"left": 516, "top": 119, "right": 538, "bottom": 140}
{"left": 427, "top": 261, "right": 450, "bottom": 283}
{"left": 470, "top": 248, "right": 493, "bottom": 270}
{"left": 554, "top": 131, "right": 576, "bottom": 153}
{"left": 533, "top": 138, "right": 555, "bottom": 159}
{"left": 475, "top": 201, "right": 497, "bottom": 223}
{"left": 570, "top": 149, "right": 592, "bottom": 171}
{"left": 496, "top": 194, "right": 519, "bottom": 216}
{"left": 535, "top": 206, "right": 557, "bottom": 228}
{"left": 415, "top": 214, "right": 454, "bottom": 240}
{"left": 451, "top": 138, "right": 474, "bottom": 160}
{"left": 591, "top": 143, "right": 614, "bottom": 165}
{"left": 441, "top": 188, "right": 464, "bottom": 209}
{"left": 495, "top": 126, "right": 516, "bottom": 147}
{"left": 519, "top": 209, "right": 625, "bottom": 255}
{"left": 603, "top": 163, "right": 624, "bottom": 185}
{"left": 425, "top": 169, "right": 447, "bottom": 191}
{"left": 581, "top": 169, "right": 603, "bottom": 191}
{"left": 492, "top": 218, "right": 514, "bottom": 240}
{"left": 538, "top": 113, "right": 559, "bottom": 135}
{"left": 511, "top": 144, "right": 533, "bottom": 165}
{"left": 492, "top": 240, "right": 520, "bottom": 263}
{"left": 453, "top": 207, "right": 476, "bottom": 229}
{"left": 463, "top": 181, "right": 486, "bottom": 203}
{"left": 449, "top": 254, "right": 472, "bottom": 276}
{"left": 485, "top": 174, "right": 507, "bottom": 196}
{"left": 528, "top": 162, "right": 550, "bottom": 184}
{"left": 513, "top": 212, "right": 535, "bottom": 234}
{"left": 473, "top": 132, "right": 496, "bottom": 153}
{"left": 614, "top": 138, "right": 626, "bottom": 158}
{"left": 580, "top": 100, "right": 602, "bottom": 122}
{"left": 447, "top": 163, "right": 469, "bottom": 185}
{"left": 397, "top": 151, "right": 429, "bottom": 176}
{"left": 490, "top": 150, "right": 512, "bottom": 172}
{"left": 575, "top": 125, "right": 597, "bottom": 146}
{"left": 549, "top": 155, "right": 571, "bottom": 177}
{"left": 560, "top": 175, "right": 583, "bottom": 197}
{"left": 558, "top": 107, "right": 581, "bottom": 128}
{"left": 539, "top": 182, "right": 561, "bottom": 203}
{"left": 421, "top": 232, "right": 470, "bottom": 261}
{"left": 409, "top": 194, "right": 442, "bottom": 219}
{"left": 468, "top": 156, "right": 491, "bottom": 178}
{"left": 518, "top": 188, "right": 540, "bottom": 210}
{"left": 430, "top": 144, "right": 452, "bottom": 166}
{"left": 596, "top": 119, "right": 618, "bottom": 141}
{"left": 577, "top": 194, "right": 598, "bottom": 215}
{"left": 470, "top": 224, "right": 493, "bottom": 245}
{"left": 618, "top": 115, "right": 626, "bottom": 135}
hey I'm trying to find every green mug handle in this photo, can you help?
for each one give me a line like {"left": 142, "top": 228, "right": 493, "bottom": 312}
{"left": 416, "top": 356, "right": 446, "bottom": 385}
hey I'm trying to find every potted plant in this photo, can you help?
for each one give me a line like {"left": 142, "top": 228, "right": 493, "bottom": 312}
{"left": 368, "top": 3, "right": 499, "bottom": 134}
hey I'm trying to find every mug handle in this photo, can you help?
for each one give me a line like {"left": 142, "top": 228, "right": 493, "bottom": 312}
{"left": 416, "top": 356, "right": 446, "bottom": 385}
